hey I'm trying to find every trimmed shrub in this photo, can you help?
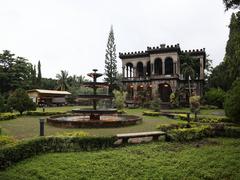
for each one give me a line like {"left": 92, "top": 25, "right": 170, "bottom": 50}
{"left": 156, "top": 123, "right": 189, "bottom": 132}
{"left": 150, "top": 98, "right": 161, "bottom": 112}
{"left": 7, "top": 88, "right": 36, "bottom": 115}
{"left": 204, "top": 88, "right": 226, "bottom": 108}
{"left": 113, "top": 90, "right": 127, "bottom": 110}
{"left": 168, "top": 125, "right": 213, "bottom": 142}
{"left": 224, "top": 79, "right": 240, "bottom": 121}
{"left": 190, "top": 96, "right": 200, "bottom": 121}
{"left": 0, "top": 135, "right": 16, "bottom": 147}
{"left": 56, "top": 131, "right": 89, "bottom": 137}
{"left": 223, "top": 126, "right": 240, "bottom": 138}
{"left": 162, "top": 123, "right": 240, "bottom": 142}
{"left": 170, "top": 92, "right": 179, "bottom": 107}
{"left": 0, "top": 113, "right": 19, "bottom": 121}
{"left": 0, "top": 136, "right": 116, "bottom": 170}
{"left": 199, "top": 117, "right": 230, "bottom": 123}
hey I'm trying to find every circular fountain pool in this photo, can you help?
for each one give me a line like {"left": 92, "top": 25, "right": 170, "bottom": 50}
{"left": 47, "top": 69, "right": 142, "bottom": 128}
{"left": 47, "top": 114, "right": 142, "bottom": 128}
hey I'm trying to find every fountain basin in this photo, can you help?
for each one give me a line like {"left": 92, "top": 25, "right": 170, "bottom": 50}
{"left": 72, "top": 108, "right": 117, "bottom": 114}
{"left": 47, "top": 114, "right": 142, "bottom": 128}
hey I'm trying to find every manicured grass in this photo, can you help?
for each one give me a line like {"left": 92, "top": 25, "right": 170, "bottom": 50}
{"left": 161, "top": 107, "right": 226, "bottom": 117}
{"left": 1, "top": 138, "right": 239, "bottom": 179}
{"left": 0, "top": 106, "right": 225, "bottom": 140}
{"left": 0, "top": 107, "right": 182, "bottom": 139}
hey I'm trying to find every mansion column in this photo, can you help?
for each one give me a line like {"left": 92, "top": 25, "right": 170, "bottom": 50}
{"left": 133, "top": 67, "right": 137, "bottom": 78}
{"left": 200, "top": 57, "right": 204, "bottom": 80}
{"left": 162, "top": 59, "right": 165, "bottom": 75}
{"left": 151, "top": 63, "right": 154, "bottom": 76}
{"left": 122, "top": 66, "right": 125, "bottom": 78}
{"left": 173, "top": 62, "right": 176, "bottom": 75}
{"left": 126, "top": 66, "right": 129, "bottom": 78}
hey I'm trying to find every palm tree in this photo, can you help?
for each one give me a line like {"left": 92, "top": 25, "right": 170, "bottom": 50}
{"left": 180, "top": 54, "right": 197, "bottom": 99}
{"left": 56, "top": 70, "right": 69, "bottom": 91}
{"left": 77, "top": 75, "right": 87, "bottom": 85}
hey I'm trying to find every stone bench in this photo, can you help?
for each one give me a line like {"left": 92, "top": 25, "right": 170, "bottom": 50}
{"left": 116, "top": 131, "right": 167, "bottom": 144}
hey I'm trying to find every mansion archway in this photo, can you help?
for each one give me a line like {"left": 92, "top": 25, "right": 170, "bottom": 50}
{"left": 158, "top": 83, "right": 172, "bottom": 102}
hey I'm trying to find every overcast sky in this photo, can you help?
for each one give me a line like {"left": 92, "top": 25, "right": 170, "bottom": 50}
{"left": 0, "top": 0, "right": 235, "bottom": 79}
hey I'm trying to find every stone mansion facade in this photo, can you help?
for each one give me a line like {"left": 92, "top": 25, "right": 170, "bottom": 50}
{"left": 119, "top": 44, "right": 206, "bottom": 105}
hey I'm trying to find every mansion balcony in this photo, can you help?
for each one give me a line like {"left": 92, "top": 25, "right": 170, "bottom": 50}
{"left": 122, "top": 74, "right": 180, "bottom": 82}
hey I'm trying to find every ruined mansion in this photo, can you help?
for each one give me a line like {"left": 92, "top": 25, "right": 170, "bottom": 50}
{"left": 119, "top": 44, "right": 206, "bottom": 105}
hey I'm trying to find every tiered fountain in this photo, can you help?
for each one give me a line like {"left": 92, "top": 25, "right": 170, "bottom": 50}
{"left": 47, "top": 69, "right": 142, "bottom": 128}
{"left": 72, "top": 69, "right": 117, "bottom": 120}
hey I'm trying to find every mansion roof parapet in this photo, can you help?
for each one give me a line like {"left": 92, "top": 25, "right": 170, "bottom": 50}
{"left": 119, "top": 43, "right": 206, "bottom": 59}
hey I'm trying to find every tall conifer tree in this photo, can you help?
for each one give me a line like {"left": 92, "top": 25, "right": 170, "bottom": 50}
{"left": 104, "top": 26, "right": 117, "bottom": 94}
{"left": 224, "top": 12, "right": 240, "bottom": 83}
{"left": 37, "top": 60, "right": 42, "bottom": 87}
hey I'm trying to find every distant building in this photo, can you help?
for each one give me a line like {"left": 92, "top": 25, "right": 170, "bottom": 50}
{"left": 119, "top": 44, "right": 206, "bottom": 106}
{"left": 27, "top": 89, "right": 71, "bottom": 106}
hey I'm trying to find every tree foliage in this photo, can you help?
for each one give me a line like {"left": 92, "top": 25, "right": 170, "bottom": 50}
{"left": 150, "top": 98, "right": 161, "bottom": 112}
{"left": 224, "top": 79, "right": 240, "bottom": 121}
{"left": 0, "top": 50, "right": 33, "bottom": 94}
{"left": 7, "top": 88, "right": 36, "bottom": 115}
{"left": 223, "top": 0, "right": 240, "bottom": 10}
{"left": 209, "top": 12, "right": 240, "bottom": 91}
{"left": 180, "top": 54, "right": 199, "bottom": 80}
{"left": 189, "top": 96, "right": 200, "bottom": 121}
{"left": 204, "top": 88, "right": 226, "bottom": 108}
{"left": 56, "top": 70, "right": 69, "bottom": 91}
{"left": 208, "top": 62, "right": 232, "bottom": 91}
{"left": 224, "top": 12, "right": 240, "bottom": 82}
{"left": 113, "top": 90, "right": 127, "bottom": 110}
{"left": 104, "top": 26, "right": 117, "bottom": 94}
{"left": 37, "top": 60, "right": 42, "bottom": 87}
{"left": 0, "top": 94, "right": 5, "bottom": 112}
{"left": 41, "top": 78, "right": 58, "bottom": 90}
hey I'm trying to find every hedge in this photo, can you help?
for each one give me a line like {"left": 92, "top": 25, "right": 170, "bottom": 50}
{"left": 199, "top": 117, "right": 231, "bottom": 123}
{"left": 167, "top": 125, "right": 214, "bottom": 142}
{"left": 224, "top": 126, "right": 240, "bottom": 138}
{"left": 157, "top": 123, "right": 190, "bottom": 132}
{"left": 143, "top": 111, "right": 160, "bottom": 116}
{"left": 177, "top": 114, "right": 231, "bottom": 123}
{"left": 0, "top": 113, "right": 19, "bottom": 121}
{"left": 0, "top": 136, "right": 16, "bottom": 147}
{"left": 164, "top": 123, "right": 240, "bottom": 142}
{"left": 0, "top": 136, "right": 116, "bottom": 170}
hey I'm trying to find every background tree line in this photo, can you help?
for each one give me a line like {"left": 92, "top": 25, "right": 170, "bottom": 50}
{"left": 202, "top": 0, "right": 240, "bottom": 120}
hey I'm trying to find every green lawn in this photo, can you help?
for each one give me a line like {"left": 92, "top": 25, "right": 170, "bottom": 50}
{"left": 0, "top": 107, "right": 182, "bottom": 140}
{"left": 1, "top": 138, "right": 239, "bottom": 179}
{"left": 0, "top": 106, "right": 225, "bottom": 140}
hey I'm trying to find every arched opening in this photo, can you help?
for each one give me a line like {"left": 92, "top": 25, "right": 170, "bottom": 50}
{"left": 165, "top": 57, "right": 173, "bottom": 75}
{"left": 195, "top": 58, "right": 200, "bottom": 79}
{"left": 127, "top": 84, "right": 134, "bottom": 100}
{"left": 136, "top": 62, "right": 144, "bottom": 77}
{"left": 158, "top": 83, "right": 172, "bottom": 102}
{"left": 146, "top": 61, "right": 151, "bottom": 77}
{"left": 154, "top": 58, "right": 162, "bottom": 75}
{"left": 126, "top": 63, "right": 133, "bottom": 78}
